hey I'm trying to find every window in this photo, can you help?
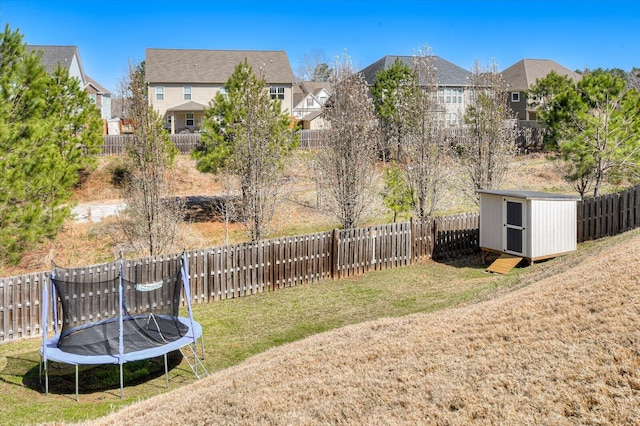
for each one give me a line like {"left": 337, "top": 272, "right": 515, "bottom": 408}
{"left": 511, "top": 92, "right": 520, "bottom": 102}
{"left": 306, "top": 97, "right": 314, "bottom": 107}
{"left": 89, "top": 94, "right": 96, "bottom": 103}
{"left": 218, "top": 87, "right": 227, "bottom": 99}
{"left": 445, "top": 88, "right": 451, "bottom": 103}
{"left": 456, "top": 88, "right": 463, "bottom": 104}
{"left": 186, "top": 113, "right": 194, "bottom": 126}
{"left": 270, "top": 86, "right": 285, "bottom": 100}
{"left": 156, "top": 86, "right": 164, "bottom": 101}
{"left": 184, "top": 86, "right": 192, "bottom": 100}
{"left": 167, "top": 115, "right": 172, "bottom": 127}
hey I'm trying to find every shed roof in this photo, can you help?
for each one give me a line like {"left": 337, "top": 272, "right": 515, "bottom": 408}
{"left": 477, "top": 189, "right": 581, "bottom": 201}
{"left": 145, "top": 48, "right": 295, "bottom": 84}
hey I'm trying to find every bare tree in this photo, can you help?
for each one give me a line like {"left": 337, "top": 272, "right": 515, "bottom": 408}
{"left": 314, "top": 53, "right": 379, "bottom": 229}
{"left": 295, "top": 49, "right": 332, "bottom": 82}
{"left": 117, "top": 61, "right": 185, "bottom": 256}
{"left": 455, "top": 59, "right": 518, "bottom": 204}
{"left": 398, "top": 47, "right": 450, "bottom": 218}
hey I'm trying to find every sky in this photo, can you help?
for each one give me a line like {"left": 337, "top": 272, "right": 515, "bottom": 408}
{"left": 1, "top": 0, "right": 639, "bottom": 94}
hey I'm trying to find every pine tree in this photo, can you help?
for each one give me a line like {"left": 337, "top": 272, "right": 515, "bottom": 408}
{"left": 194, "top": 60, "right": 296, "bottom": 241}
{"left": 0, "top": 25, "right": 102, "bottom": 265}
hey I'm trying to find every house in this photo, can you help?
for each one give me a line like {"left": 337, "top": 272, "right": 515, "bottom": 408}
{"left": 501, "top": 59, "right": 582, "bottom": 121}
{"left": 359, "top": 55, "right": 472, "bottom": 127}
{"left": 292, "top": 81, "right": 332, "bottom": 129}
{"left": 478, "top": 189, "right": 581, "bottom": 268}
{"left": 27, "top": 45, "right": 112, "bottom": 120}
{"left": 145, "top": 48, "right": 296, "bottom": 134}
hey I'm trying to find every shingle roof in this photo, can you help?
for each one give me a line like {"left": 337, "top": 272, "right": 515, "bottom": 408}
{"left": 167, "top": 101, "right": 207, "bottom": 112}
{"left": 86, "top": 75, "right": 110, "bottom": 95}
{"left": 26, "top": 45, "right": 85, "bottom": 79}
{"left": 359, "top": 55, "right": 472, "bottom": 87}
{"left": 501, "top": 59, "right": 582, "bottom": 92}
{"left": 145, "top": 48, "right": 295, "bottom": 84}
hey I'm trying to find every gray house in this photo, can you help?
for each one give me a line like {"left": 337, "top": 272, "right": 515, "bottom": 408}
{"left": 359, "top": 55, "right": 472, "bottom": 127}
{"left": 501, "top": 59, "right": 581, "bottom": 122}
{"left": 27, "top": 45, "right": 112, "bottom": 120}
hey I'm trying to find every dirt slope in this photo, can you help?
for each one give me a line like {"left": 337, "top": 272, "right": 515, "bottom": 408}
{"left": 79, "top": 230, "right": 640, "bottom": 425}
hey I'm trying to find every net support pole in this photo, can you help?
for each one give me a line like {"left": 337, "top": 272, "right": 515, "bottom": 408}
{"left": 119, "top": 255, "right": 125, "bottom": 399}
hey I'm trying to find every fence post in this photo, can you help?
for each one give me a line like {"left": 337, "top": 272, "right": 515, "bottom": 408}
{"left": 331, "top": 229, "right": 340, "bottom": 280}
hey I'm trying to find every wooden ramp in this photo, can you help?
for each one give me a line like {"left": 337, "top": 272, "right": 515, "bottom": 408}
{"left": 486, "top": 254, "right": 523, "bottom": 274}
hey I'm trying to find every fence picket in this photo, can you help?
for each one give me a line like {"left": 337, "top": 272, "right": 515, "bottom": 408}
{"left": 5, "top": 184, "right": 640, "bottom": 344}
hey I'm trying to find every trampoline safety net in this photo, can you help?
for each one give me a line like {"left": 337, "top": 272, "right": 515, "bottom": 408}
{"left": 51, "top": 258, "right": 188, "bottom": 357}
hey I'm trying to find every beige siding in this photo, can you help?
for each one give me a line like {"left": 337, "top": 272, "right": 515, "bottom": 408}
{"left": 149, "top": 83, "right": 293, "bottom": 120}
{"left": 529, "top": 199, "right": 577, "bottom": 258}
{"left": 479, "top": 193, "right": 503, "bottom": 251}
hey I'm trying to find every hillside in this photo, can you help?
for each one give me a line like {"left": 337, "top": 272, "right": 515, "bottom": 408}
{"left": 80, "top": 228, "right": 640, "bottom": 425}
{"left": 2, "top": 153, "right": 578, "bottom": 277}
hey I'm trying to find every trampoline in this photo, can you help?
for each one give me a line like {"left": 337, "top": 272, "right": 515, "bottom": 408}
{"left": 40, "top": 252, "right": 204, "bottom": 400}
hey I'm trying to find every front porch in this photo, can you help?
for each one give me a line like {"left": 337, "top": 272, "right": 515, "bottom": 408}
{"left": 166, "top": 101, "right": 206, "bottom": 134}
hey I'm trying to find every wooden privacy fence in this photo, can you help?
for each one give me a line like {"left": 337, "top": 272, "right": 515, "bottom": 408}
{"left": 8, "top": 185, "right": 640, "bottom": 345}
{"left": 101, "top": 134, "right": 201, "bottom": 155}
{"left": 577, "top": 183, "right": 640, "bottom": 243}
{"left": 102, "top": 130, "right": 325, "bottom": 155}
{"left": 0, "top": 213, "right": 480, "bottom": 343}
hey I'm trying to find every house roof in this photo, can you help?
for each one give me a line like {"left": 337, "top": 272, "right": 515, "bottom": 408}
{"left": 145, "top": 48, "right": 295, "bottom": 84}
{"left": 166, "top": 101, "right": 207, "bottom": 112}
{"left": 299, "top": 81, "right": 332, "bottom": 95}
{"left": 477, "top": 189, "right": 581, "bottom": 201}
{"left": 501, "top": 59, "right": 582, "bottom": 92}
{"left": 27, "top": 45, "right": 86, "bottom": 81}
{"left": 85, "top": 75, "right": 110, "bottom": 95}
{"left": 359, "top": 55, "right": 472, "bottom": 87}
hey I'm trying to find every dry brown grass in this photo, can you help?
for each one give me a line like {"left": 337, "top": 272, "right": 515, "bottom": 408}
{"left": 75, "top": 228, "right": 640, "bottom": 425}
{"left": 2, "top": 153, "right": 572, "bottom": 277}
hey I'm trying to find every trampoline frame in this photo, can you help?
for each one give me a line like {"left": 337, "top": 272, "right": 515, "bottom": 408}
{"left": 39, "top": 252, "right": 204, "bottom": 401}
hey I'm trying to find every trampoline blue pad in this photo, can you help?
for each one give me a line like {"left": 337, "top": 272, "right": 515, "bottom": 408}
{"left": 41, "top": 316, "right": 202, "bottom": 365}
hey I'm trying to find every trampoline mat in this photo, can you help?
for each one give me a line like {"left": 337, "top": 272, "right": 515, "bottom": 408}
{"left": 58, "top": 316, "right": 189, "bottom": 357}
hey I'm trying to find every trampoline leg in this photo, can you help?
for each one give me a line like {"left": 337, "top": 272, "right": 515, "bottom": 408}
{"left": 75, "top": 365, "right": 79, "bottom": 402}
{"left": 164, "top": 354, "right": 169, "bottom": 389}
{"left": 44, "top": 359, "right": 49, "bottom": 395}
{"left": 120, "top": 363, "right": 124, "bottom": 399}
{"left": 200, "top": 335, "right": 205, "bottom": 360}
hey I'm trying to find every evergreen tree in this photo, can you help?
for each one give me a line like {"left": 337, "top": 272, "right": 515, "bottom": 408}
{"left": 380, "top": 162, "right": 413, "bottom": 222}
{"left": 0, "top": 25, "right": 102, "bottom": 265}
{"left": 371, "top": 58, "right": 415, "bottom": 161}
{"left": 194, "top": 60, "right": 296, "bottom": 241}
{"left": 532, "top": 70, "right": 640, "bottom": 197}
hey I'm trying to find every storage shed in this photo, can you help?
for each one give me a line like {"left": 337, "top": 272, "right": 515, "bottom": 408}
{"left": 478, "top": 189, "right": 581, "bottom": 266}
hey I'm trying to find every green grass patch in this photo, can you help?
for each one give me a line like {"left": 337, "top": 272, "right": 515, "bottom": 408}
{"left": 0, "top": 251, "right": 560, "bottom": 425}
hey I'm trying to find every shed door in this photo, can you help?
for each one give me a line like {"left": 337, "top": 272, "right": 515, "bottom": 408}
{"left": 504, "top": 199, "right": 525, "bottom": 255}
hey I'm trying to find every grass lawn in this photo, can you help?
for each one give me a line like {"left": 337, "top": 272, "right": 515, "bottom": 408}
{"left": 0, "top": 251, "right": 524, "bottom": 425}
